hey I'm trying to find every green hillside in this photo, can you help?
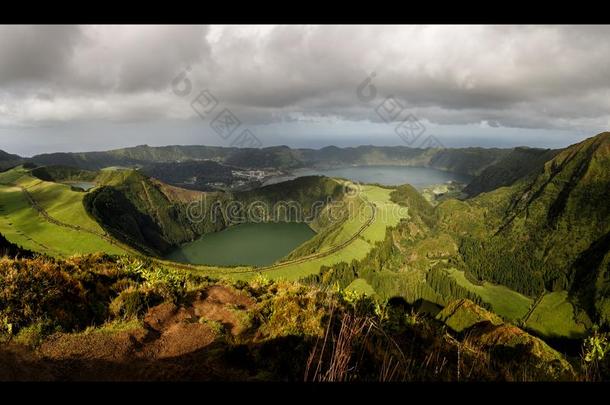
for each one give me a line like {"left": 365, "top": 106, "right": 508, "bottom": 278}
{"left": 86, "top": 169, "right": 225, "bottom": 255}
{"left": 463, "top": 147, "right": 559, "bottom": 197}
{"left": 0, "top": 149, "right": 23, "bottom": 171}
{"left": 0, "top": 251, "right": 577, "bottom": 382}
{"left": 31, "top": 143, "right": 514, "bottom": 176}
{"left": 31, "top": 165, "right": 98, "bottom": 183}
{"left": 0, "top": 164, "right": 406, "bottom": 286}
{"left": 0, "top": 167, "right": 127, "bottom": 258}
{"left": 463, "top": 134, "right": 610, "bottom": 320}
{"left": 3, "top": 133, "right": 609, "bottom": 341}
{"left": 299, "top": 132, "right": 610, "bottom": 338}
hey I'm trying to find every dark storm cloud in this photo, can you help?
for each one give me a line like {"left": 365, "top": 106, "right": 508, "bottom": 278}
{"left": 0, "top": 25, "right": 609, "bottom": 135}
{"left": 0, "top": 25, "right": 83, "bottom": 86}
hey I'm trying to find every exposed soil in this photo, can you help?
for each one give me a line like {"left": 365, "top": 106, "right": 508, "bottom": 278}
{"left": 0, "top": 285, "right": 257, "bottom": 381}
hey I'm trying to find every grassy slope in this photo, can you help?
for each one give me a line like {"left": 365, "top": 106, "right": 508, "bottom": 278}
{"left": 255, "top": 185, "right": 407, "bottom": 281}
{"left": 0, "top": 167, "right": 125, "bottom": 257}
{"left": 446, "top": 268, "right": 532, "bottom": 321}
{"left": 345, "top": 278, "right": 377, "bottom": 296}
{"left": 0, "top": 166, "right": 590, "bottom": 339}
{"left": 89, "top": 168, "right": 216, "bottom": 254}
{"left": 317, "top": 183, "right": 536, "bottom": 324}
{"left": 460, "top": 133, "right": 610, "bottom": 322}
{"left": 525, "top": 291, "right": 588, "bottom": 339}
{"left": 423, "top": 133, "right": 610, "bottom": 331}
{"left": 14, "top": 176, "right": 101, "bottom": 234}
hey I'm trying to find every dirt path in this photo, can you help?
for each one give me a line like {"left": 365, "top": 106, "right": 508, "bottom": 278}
{"left": 16, "top": 183, "right": 138, "bottom": 255}
{"left": 521, "top": 291, "right": 546, "bottom": 325}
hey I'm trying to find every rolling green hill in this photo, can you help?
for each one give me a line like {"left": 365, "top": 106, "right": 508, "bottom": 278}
{"left": 0, "top": 149, "right": 23, "bottom": 171}
{"left": 463, "top": 147, "right": 559, "bottom": 197}
{"left": 30, "top": 143, "right": 514, "bottom": 176}
{"left": 439, "top": 132, "right": 610, "bottom": 325}
{"left": 0, "top": 164, "right": 407, "bottom": 287}
{"left": 31, "top": 165, "right": 98, "bottom": 183}
{"left": 85, "top": 169, "right": 227, "bottom": 255}
{"left": 0, "top": 167, "right": 128, "bottom": 258}
{"left": 458, "top": 133, "right": 610, "bottom": 321}
{"left": 2, "top": 133, "right": 609, "bottom": 342}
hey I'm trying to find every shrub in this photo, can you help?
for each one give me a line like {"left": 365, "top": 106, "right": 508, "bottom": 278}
{"left": 199, "top": 318, "right": 226, "bottom": 335}
{"left": 14, "top": 320, "right": 56, "bottom": 347}
{"left": 0, "top": 258, "right": 90, "bottom": 334}
{"left": 109, "top": 287, "right": 163, "bottom": 319}
{"left": 583, "top": 330, "right": 610, "bottom": 363}
{"left": 118, "top": 257, "right": 187, "bottom": 303}
{"left": 256, "top": 282, "right": 333, "bottom": 339}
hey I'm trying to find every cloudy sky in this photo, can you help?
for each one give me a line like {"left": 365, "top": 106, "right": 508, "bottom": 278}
{"left": 1, "top": 25, "right": 609, "bottom": 156}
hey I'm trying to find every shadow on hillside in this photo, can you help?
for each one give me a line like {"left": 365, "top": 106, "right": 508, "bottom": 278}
{"left": 0, "top": 335, "right": 315, "bottom": 382}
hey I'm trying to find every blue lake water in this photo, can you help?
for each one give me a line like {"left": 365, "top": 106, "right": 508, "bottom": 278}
{"left": 263, "top": 166, "right": 472, "bottom": 189}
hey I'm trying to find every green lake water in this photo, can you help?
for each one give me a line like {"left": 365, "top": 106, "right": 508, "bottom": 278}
{"left": 165, "top": 222, "right": 316, "bottom": 266}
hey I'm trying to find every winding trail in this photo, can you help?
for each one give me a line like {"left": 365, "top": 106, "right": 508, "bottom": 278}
{"left": 15, "top": 183, "right": 137, "bottom": 256}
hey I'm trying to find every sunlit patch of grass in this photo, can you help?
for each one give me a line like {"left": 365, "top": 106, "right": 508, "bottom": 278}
{"left": 82, "top": 319, "right": 144, "bottom": 335}
{"left": 525, "top": 291, "right": 588, "bottom": 339}
{"left": 345, "top": 278, "right": 377, "bottom": 297}
{"left": 0, "top": 168, "right": 125, "bottom": 257}
{"left": 446, "top": 268, "right": 532, "bottom": 321}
